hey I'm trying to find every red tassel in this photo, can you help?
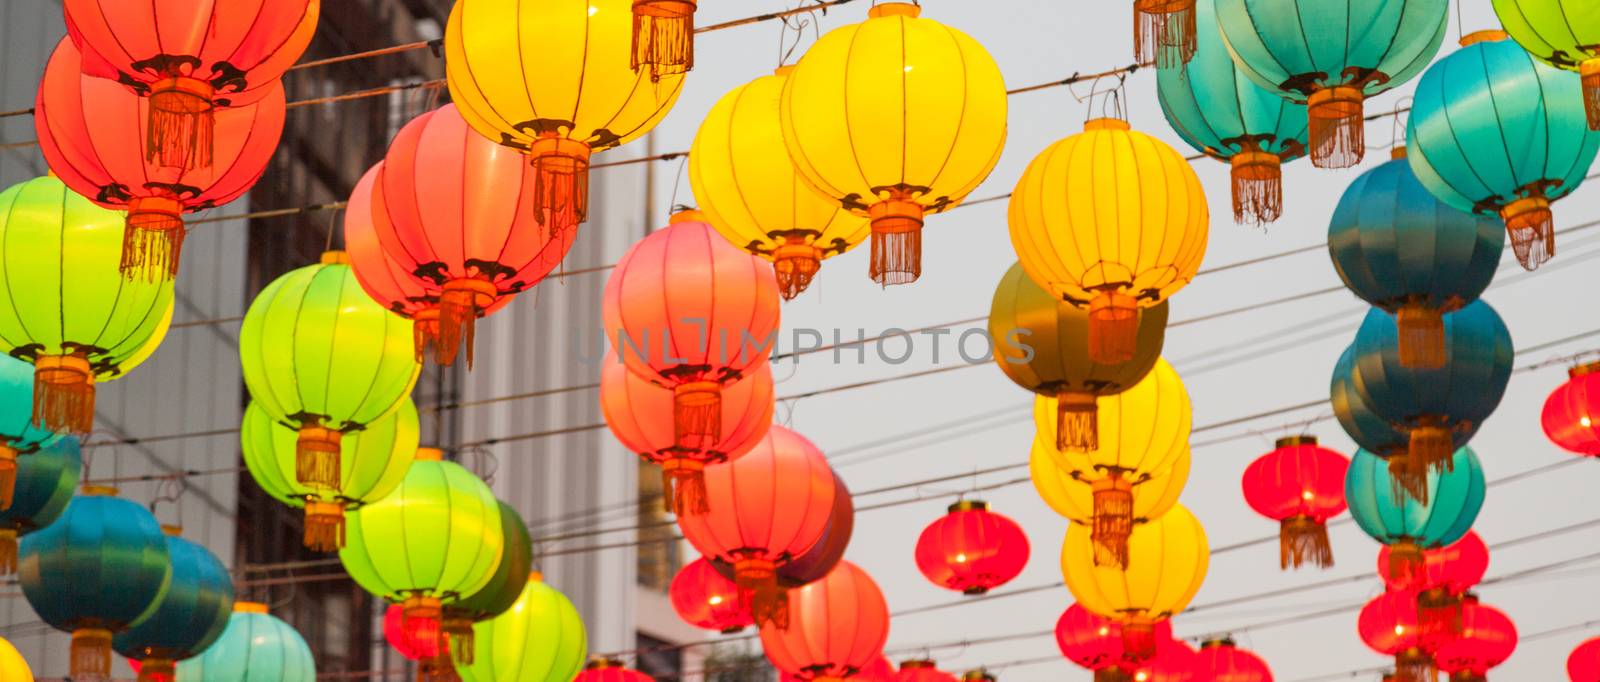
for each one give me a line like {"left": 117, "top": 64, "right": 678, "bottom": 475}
{"left": 413, "top": 308, "right": 441, "bottom": 365}
{"left": 435, "top": 279, "right": 496, "bottom": 368}
{"left": 673, "top": 381, "right": 721, "bottom": 452}
{"left": 1092, "top": 476, "right": 1134, "bottom": 569}
{"left": 631, "top": 0, "right": 696, "bottom": 81}
{"left": 661, "top": 459, "right": 709, "bottom": 516}
{"left": 735, "top": 559, "right": 789, "bottom": 630}
{"left": 402, "top": 596, "right": 445, "bottom": 653}
{"left": 1395, "top": 647, "right": 1438, "bottom": 682}
{"left": 1501, "top": 195, "right": 1555, "bottom": 271}
{"left": 868, "top": 191, "right": 926, "bottom": 286}
{"left": 1307, "top": 86, "right": 1366, "bottom": 169}
{"left": 123, "top": 196, "right": 187, "bottom": 282}
{"left": 1088, "top": 291, "right": 1138, "bottom": 364}
{"left": 1056, "top": 390, "right": 1100, "bottom": 452}
{"left": 33, "top": 353, "right": 95, "bottom": 434}
{"left": 1133, "top": 0, "right": 1196, "bottom": 68}
{"left": 147, "top": 77, "right": 215, "bottom": 171}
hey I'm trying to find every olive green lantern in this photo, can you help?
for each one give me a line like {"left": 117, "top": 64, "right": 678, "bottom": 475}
{"left": 238, "top": 251, "right": 419, "bottom": 493}
{"left": 455, "top": 575, "right": 587, "bottom": 682}
{"left": 1493, "top": 0, "right": 1600, "bottom": 129}
{"left": 241, "top": 398, "right": 419, "bottom": 552}
{"left": 0, "top": 176, "right": 175, "bottom": 434}
{"left": 340, "top": 448, "right": 503, "bottom": 651}
{"left": 442, "top": 501, "right": 533, "bottom": 664}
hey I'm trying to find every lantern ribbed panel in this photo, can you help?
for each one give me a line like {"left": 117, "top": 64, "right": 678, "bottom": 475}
{"left": 1030, "top": 437, "right": 1189, "bottom": 523}
{"left": 1194, "top": 641, "right": 1272, "bottom": 682}
{"left": 18, "top": 494, "right": 172, "bottom": 634}
{"left": 710, "top": 469, "right": 855, "bottom": 589}
{"left": 1060, "top": 505, "right": 1209, "bottom": 620}
{"left": 1432, "top": 602, "right": 1517, "bottom": 677}
{"left": 1331, "top": 345, "right": 1412, "bottom": 457}
{"left": 0, "top": 635, "right": 31, "bottom": 681}
{"left": 676, "top": 425, "right": 835, "bottom": 566}
{"left": 1033, "top": 359, "right": 1191, "bottom": 480}
{"left": 176, "top": 606, "right": 317, "bottom": 682}
{"left": 1359, "top": 590, "right": 1423, "bottom": 655}
{"left": 758, "top": 561, "right": 890, "bottom": 680}
{"left": 457, "top": 578, "right": 588, "bottom": 682}
{"left": 670, "top": 558, "right": 752, "bottom": 633}
{"left": 912, "top": 503, "right": 1030, "bottom": 594}
{"left": 113, "top": 534, "right": 235, "bottom": 663}
{"left": 1054, "top": 604, "right": 1174, "bottom": 671}
{"left": 1569, "top": 637, "right": 1600, "bottom": 682}
{"left": 241, "top": 399, "right": 419, "bottom": 508}
{"left": 600, "top": 358, "right": 774, "bottom": 465}
{"left": 1378, "top": 531, "right": 1489, "bottom": 593}
{"left": 1345, "top": 447, "right": 1485, "bottom": 548}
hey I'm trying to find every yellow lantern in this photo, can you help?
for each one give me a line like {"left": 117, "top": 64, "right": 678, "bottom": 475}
{"left": 1060, "top": 504, "right": 1208, "bottom": 657}
{"left": 779, "top": 2, "right": 1008, "bottom": 286}
{"left": 0, "top": 635, "right": 31, "bottom": 682}
{"left": 1029, "top": 434, "right": 1190, "bottom": 529}
{"left": 690, "top": 68, "right": 871, "bottom": 299}
{"left": 1009, "top": 118, "right": 1209, "bottom": 364}
{"left": 445, "top": 0, "right": 684, "bottom": 237}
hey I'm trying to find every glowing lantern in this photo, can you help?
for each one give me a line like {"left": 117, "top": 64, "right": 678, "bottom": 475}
{"left": 1157, "top": 0, "right": 1309, "bottom": 225}
{"left": 1031, "top": 436, "right": 1190, "bottom": 533}
{"left": 708, "top": 468, "right": 855, "bottom": 588}
{"left": 113, "top": 530, "right": 235, "bottom": 682}
{"left": 1193, "top": 640, "right": 1271, "bottom": 682}
{"left": 1432, "top": 601, "right": 1517, "bottom": 682}
{"left": 632, "top": 0, "right": 695, "bottom": 80}
{"left": 913, "top": 500, "right": 1029, "bottom": 594}
{"left": 1008, "top": 118, "right": 1207, "bottom": 363}
{"left": 445, "top": 0, "right": 684, "bottom": 239}
{"left": 373, "top": 105, "right": 576, "bottom": 367}
{"left": 670, "top": 557, "right": 753, "bottom": 633}
{"left": 1122, "top": 637, "right": 1200, "bottom": 682}
{"left": 1346, "top": 447, "right": 1485, "bottom": 586}
{"left": 759, "top": 561, "right": 890, "bottom": 680}
{"left": 0, "top": 635, "right": 30, "bottom": 682}
{"left": 444, "top": 502, "right": 534, "bottom": 664}
{"left": 780, "top": 3, "right": 1008, "bottom": 285}
{"left": 0, "top": 437, "right": 76, "bottom": 574}
{"left": 896, "top": 660, "right": 959, "bottom": 682}
{"left": 1569, "top": 637, "right": 1600, "bottom": 682}
{"left": 1214, "top": 0, "right": 1447, "bottom": 168}
{"left": 384, "top": 603, "right": 454, "bottom": 681}
{"left": 788, "top": 657, "right": 895, "bottom": 682}
{"left": 1359, "top": 590, "right": 1435, "bottom": 682}
{"left": 456, "top": 576, "right": 588, "bottom": 682}
{"left": 238, "top": 252, "right": 419, "bottom": 492}
{"left": 1035, "top": 359, "right": 1191, "bottom": 568}
{"left": 241, "top": 399, "right": 419, "bottom": 551}
{"left": 175, "top": 602, "right": 315, "bottom": 682}
{"left": 1493, "top": 0, "right": 1600, "bottom": 129}
{"left": 0, "top": 355, "right": 65, "bottom": 512}
{"left": 575, "top": 659, "right": 655, "bottom": 682}
{"left": 1327, "top": 150, "right": 1505, "bottom": 369}
{"left": 35, "top": 39, "right": 285, "bottom": 281}
{"left": 1542, "top": 361, "right": 1600, "bottom": 456}
{"left": 62, "top": 0, "right": 315, "bottom": 171}
{"left": 1240, "top": 436, "right": 1350, "bottom": 570}
{"left": 600, "top": 355, "right": 774, "bottom": 516}
{"left": 1407, "top": 31, "right": 1600, "bottom": 270}
{"left": 602, "top": 212, "right": 781, "bottom": 470}
{"left": 689, "top": 68, "right": 870, "bottom": 298}
{"left": 1061, "top": 505, "right": 1208, "bottom": 658}
{"left": 1054, "top": 604, "right": 1174, "bottom": 674}
{"left": 18, "top": 488, "right": 171, "bottom": 679}
{"left": 0, "top": 175, "right": 175, "bottom": 434}
{"left": 1380, "top": 531, "right": 1489, "bottom": 643}
{"left": 990, "top": 261, "right": 1168, "bottom": 451}
{"left": 676, "top": 425, "right": 835, "bottom": 628}
{"left": 340, "top": 449, "right": 504, "bottom": 653}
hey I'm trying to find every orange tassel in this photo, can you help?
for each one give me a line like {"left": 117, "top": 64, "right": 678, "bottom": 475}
{"left": 735, "top": 558, "right": 789, "bottom": 630}
{"left": 147, "top": 77, "right": 215, "bottom": 171}
{"left": 1501, "top": 195, "right": 1554, "bottom": 271}
{"left": 530, "top": 135, "right": 592, "bottom": 238}
{"left": 1094, "top": 669, "right": 1132, "bottom": 682}
{"left": 1582, "top": 59, "right": 1600, "bottom": 131}
{"left": 123, "top": 196, "right": 186, "bottom": 282}
{"left": 1280, "top": 515, "right": 1333, "bottom": 570}
{"left": 33, "top": 353, "right": 95, "bottom": 434}
{"left": 71, "top": 628, "right": 113, "bottom": 679}
{"left": 1307, "top": 86, "right": 1366, "bottom": 169}
{"left": 0, "top": 446, "right": 14, "bottom": 511}
{"left": 673, "top": 381, "right": 721, "bottom": 452}
{"left": 631, "top": 0, "right": 696, "bottom": 81}
{"left": 1087, "top": 291, "right": 1138, "bottom": 364}
{"left": 1418, "top": 588, "right": 1463, "bottom": 643}
{"left": 1386, "top": 539, "right": 1425, "bottom": 586}
{"left": 443, "top": 614, "right": 476, "bottom": 666}
{"left": 295, "top": 425, "right": 342, "bottom": 491}
{"left": 303, "top": 500, "right": 346, "bottom": 552}
{"left": 868, "top": 190, "right": 926, "bottom": 286}
{"left": 420, "top": 653, "right": 462, "bottom": 682}
{"left": 1092, "top": 476, "right": 1134, "bottom": 569}
{"left": 1387, "top": 451, "right": 1431, "bottom": 506}
{"left": 1395, "top": 647, "right": 1438, "bottom": 682}
{"left": 772, "top": 238, "right": 823, "bottom": 300}
{"left": 1396, "top": 302, "right": 1445, "bottom": 369}
{"left": 1133, "top": 0, "right": 1196, "bottom": 68}
{"left": 435, "top": 279, "right": 496, "bottom": 368}
{"left": 0, "top": 528, "right": 15, "bottom": 577}
{"left": 1409, "top": 418, "right": 1455, "bottom": 479}
{"left": 1120, "top": 617, "right": 1157, "bottom": 659}
{"left": 661, "top": 459, "right": 709, "bottom": 516}
{"left": 1230, "top": 149, "right": 1283, "bottom": 226}
{"left": 1055, "top": 390, "right": 1099, "bottom": 452}
{"left": 137, "top": 658, "right": 176, "bottom": 682}
{"left": 413, "top": 308, "right": 441, "bottom": 365}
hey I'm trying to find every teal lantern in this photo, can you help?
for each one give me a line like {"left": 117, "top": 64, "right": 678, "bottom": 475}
{"left": 1158, "top": 0, "right": 1309, "bottom": 225}
{"left": 1346, "top": 446, "right": 1484, "bottom": 585}
{"left": 0, "top": 354, "right": 63, "bottom": 511}
{"left": 176, "top": 602, "right": 316, "bottom": 682}
{"left": 18, "top": 487, "right": 171, "bottom": 679}
{"left": 1327, "top": 149, "right": 1506, "bottom": 369}
{"left": 113, "top": 531, "right": 234, "bottom": 681}
{"left": 0, "top": 437, "right": 77, "bottom": 576}
{"left": 443, "top": 500, "right": 533, "bottom": 665}
{"left": 1214, "top": 0, "right": 1449, "bottom": 168}
{"left": 1330, "top": 344, "right": 1431, "bottom": 459}
{"left": 1406, "top": 31, "right": 1600, "bottom": 271}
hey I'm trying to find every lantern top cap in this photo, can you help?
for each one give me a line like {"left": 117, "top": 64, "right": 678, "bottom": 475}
{"left": 586, "top": 657, "right": 625, "bottom": 670}
{"left": 529, "top": 570, "right": 544, "bottom": 582}
{"left": 320, "top": 250, "right": 351, "bottom": 265}
{"left": 1459, "top": 30, "right": 1508, "bottom": 47}
{"left": 1274, "top": 435, "right": 1318, "bottom": 449}
{"left": 234, "top": 601, "right": 269, "bottom": 614}
{"left": 81, "top": 484, "right": 119, "bottom": 497}
{"left": 1200, "top": 637, "right": 1237, "bottom": 649}
{"left": 669, "top": 208, "right": 706, "bottom": 224}
{"left": 900, "top": 659, "right": 937, "bottom": 669}
{"left": 1390, "top": 146, "right": 1407, "bottom": 160}
{"left": 775, "top": 65, "right": 796, "bottom": 77}
{"left": 1570, "top": 360, "right": 1600, "bottom": 378}
{"left": 961, "top": 671, "right": 995, "bottom": 682}
{"left": 868, "top": 2, "right": 921, "bottom": 19}
{"left": 1084, "top": 118, "right": 1130, "bottom": 132}
{"left": 948, "top": 499, "right": 990, "bottom": 513}
{"left": 161, "top": 524, "right": 183, "bottom": 537}
{"left": 415, "top": 447, "right": 443, "bottom": 462}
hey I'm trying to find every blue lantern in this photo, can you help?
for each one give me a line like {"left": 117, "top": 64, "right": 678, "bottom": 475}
{"left": 0, "top": 354, "right": 63, "bottom": 511}
{"left": 1328, "top": 150, "right": 1506, "bottom": 369}
{"left": 1158, "top": 0, "right": 1309, "bottom": 225}
{"left": 177, "top": 602, "right": 316, "bottom": 682}
{"left": 1407, "top": 31, "right": 1600, "bottom": 271}
{"left": 18, "top": 488, "right": 171, "bottom": 679}
{"left": 1330, "top": 345, "right": 1413, "bottom": 458}
{"left": 113, "top": 532, "right": 234, "bottom": 681}
{"left": 1346, "top": 446, "right": 1485, "bottom": 583}
{"left": 0, "top": 437, "right": 78, "bottom": 576}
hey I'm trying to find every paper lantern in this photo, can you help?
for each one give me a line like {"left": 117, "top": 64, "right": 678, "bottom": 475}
{"left": 0, "top": 437, "right": 76, "bottom": 575}
{"left": 1542, "top": 361, "right": 1600, "bottom": 456}
{"left": 602, "top": 212, "right": 781, "bottom": 472}
{"left": 1122, "top": 637, "right": 1199, "bottom": 682}
{"left": 1327, "top": 150, "right": 1505, "bottom": 369}
{"left": 1193, "top": 640, "right": 1272, "bottom": 682}
{"left": 444, "top": 502, "right": 534, "bottom": 663}
{"left": 1359, "top": 590, "right": 1435, "bottom": 682}
{"left": 1346, "top": 447, "right": 1485, "bottom": 585}
{"left": 788, "top": 657, "right": 895, "bottom": 682}
{"left": 0, "top": 354, "right": 66, "bottom": 512}
{"left": 456, "top": 576, "right": 588, "bottom": 682}
{"left": 1157, "top": 0, "right": 1309, "bottom": 225}
{"left": 1380, "top": 531, "right": 1489, "bottom": 642}
{"left": 373, "top": 105, "right": 576, "bottom": 367}
{"left": 18, "top": 488, "right": 171, "bottom": 679}
{"left": 670, "top": 557, "right": 752, "bottom": 633}
{"left": 241, "top": 399, "right": 419, "bottom": 551}
{"left": 708, "top": 468, "right": 855, "bottom": 589}
{"left": 914, "top": 500, "right": 1029, "bottom": 595}
{"left": 113, "top": 531, "right": 235, "bottom": 682}
{"left": 632, "top": 0, "right": 695, "bottom": 80}
{"left": 576, "top": 659, "right": 655, "bottom": 682}
{"left": 1061, "top": 505, "right": 1208, "bottom": 658}
{"left": 383, "top": 603, "right": 453, "bottom": 681}
{"left": 62, "top": 0, "right": 315, "bottom": 171}
{"left": 676, "top": 425, "right": 835, "bottom": 628}
{"left": 990, "top": 261, "right": 1168, "bottom": 451}
{"left": 1407, "top": 31, "right": 1600, "bottom": 270}
{"left": 689, "top": 68, "right": 870, "bottom": 298}
{"left": 340, "top": 449, "right": 504, "bottom": 650}
{"left": 0, "top": 175, "right": 175, "bottom": 434}
{"left": 1331, "top": 344, "right": 1417, "bottom": 465}
{"left": 759, "top": 561, "right": 890, "bottom": 680}
{"left": 1569, "top": 637, "right": 1600, "bottom": 682}
{"left": 780, "top": 2, "right": 1007, "bottom": 285}
{"left": 1035, "top": 359, "right": 1191, "bottom": 567}
{"left": 0, "top": 635, "right": 31, "bottom": 682}
{"left": 895, "top": 660, "right": 958, "bottom": 682}
{"left": 35, "top": 38, "right": 285, "bottom": 281}
{"left": 1030, "top": 435, "right": 1190, "bottom": 528}
{"left": 1493, "top": 0, "right": 1600, "bottom": 128}
{"left": 445, "top": 0, "right": 683, "bottom": 239}
{"left": 600, "top": 355, "right": 774, "bottom": 516}
{"left": 1054, "top": 604, "right": 1174, "bottom": 673}
{"left": 1008, "top": 118, "right": 1207, "bottom": 363}
{"left": 175, "top": 602, "right": 316, "bottom": 682}
{"left": 1215, "top": 0, "right": 1448, "bottom": 167}
{"left": 238, "top": 252, "right": 419, "bottom": 492}
{"left": 1432, "top": 602, "right": 1517, "bottom": 682}
{"left": 1241, "top": 435, "right": 1350, "bottom": 570}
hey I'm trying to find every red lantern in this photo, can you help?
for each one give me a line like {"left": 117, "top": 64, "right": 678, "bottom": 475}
{"left": 760, "top": 561, "right": 889, "bottom": 681}
{"left": 1122, "top": 637, "right": 1199, "bottom": 682}
{"left": 676, "top": 425, "right": 835, "bottom": 628}
{"left": 1054, "top": 604, "right": 1173, "bottom": 674}
{"left": 895, "top": 660, "right": 958, "bottom": 682}
{"left": 1568, "top": 637, "right": 1600, "bottom": 682}
{"left": 1431, "top": 601, "right": 1516, "bottom": 682}
{"left": 62, "top": 0, "right": 315, "bottom": 171}
{"left": 1542, "top": 361, "right": 1600, "bottom": 456}
{"left": 711, "top": 468, "right": 855, "bottom": 589}
{"left": 632, "top": 1, "right": 696, "bottom": 81}
{"left": 1193, "top": 640, "right": 1272, "bottom": 682}
{"left": 574, "top": 658, "right": 655, "bottom": 682}
{"left": 383, "top": 603, "right": 456, "bottom": 682}
{"left": 913, "top": 499, "right": 1030, "bottom": 595}
{"left": 602, "top": 212, "right": 782, "bottom": 454}
{"left": 1380, "top": 531, "right": 1489, "bottom": 644}
{"left": 373, "top": 104, "right": 576, "bottom": 367}
{"left": 668, "top": 557, "right": 752, "bottom": 634}
{"left": 600, "top": 355, "right": 773, "bottom": 516}
{"left": 35, "top": 38, "right": 284, "bottom": 281}
{"left": 1241, "top": 435, "right": 1350, "bottom": 570}
{"left": 1359, "top": 590, "right": 1435, "bottom": 682}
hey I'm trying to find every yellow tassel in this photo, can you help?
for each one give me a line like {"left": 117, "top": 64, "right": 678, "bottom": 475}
{"left": 435, "top": 279, "right": 496, "bottom": 369}
{"left": 1395, "top": 647, "right": 1438, "bottom": 682}
{"left": 1386, "top": 539, "right": 1425, "bottom": 586}
{"left": 443, "top": 614, "right": 476, "bottom": 666}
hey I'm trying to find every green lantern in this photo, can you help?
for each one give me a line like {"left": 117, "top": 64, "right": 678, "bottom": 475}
{"left": 444, "top": 501, "right": 533, "bottom": 665}
{"left": 241, "top": 398, "right": 419, "bottom": 551}
{"left": 1493, "top": 0, "right": 1600, "bottom": 129}
{"left": 0, "top": 176, "right": 175, "bottom": 434}
{"left": 340, "top": 448, "right": 503, "bottom": 649}
{"left": 238, "top": 251, "right": 419, "bottom": 493}
{"left": 456, "top": 576, "right": 587, "bottom": 682}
